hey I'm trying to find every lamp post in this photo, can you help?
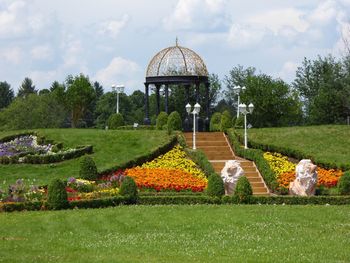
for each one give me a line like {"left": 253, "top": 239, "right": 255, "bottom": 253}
{"left": 238, "top": 103, "right": 254, "bottom": 149}
{"left": 186, "top": 103, "right": 201, "bottom": 150}
{"left": 112, "top": 84, "right": 125, "bottom": 114}
{"left": 233, "top": 85, "right": 246, "bottom": 118}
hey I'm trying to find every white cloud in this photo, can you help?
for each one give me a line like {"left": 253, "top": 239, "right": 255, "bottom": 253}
{"left": 308, "top": 0, "right": 338, "bottom": 25}
{"left": 94, "top": 57, "right": 141, "bottom": 90}
{"left": 97, "top": 14, "right": 129, "bottom": 38}
{"left": 30, "top": 45, "right": 53, "bottom": 60}
{"left": 227, "top": 23, "right": 268, "bottom": 49}
{"left": 163, "top": 0, "right": 230, "bottom": 31}
{"left": 276, "top": 61, "right": 299, "bottom": 82}
{"left": 248, "top": 8, "right": 309, "bottom": 35}
{"left": 0, "top": 47, "right": 22, "bottom": 64}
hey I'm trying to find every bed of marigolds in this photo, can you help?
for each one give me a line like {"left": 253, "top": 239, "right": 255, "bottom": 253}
{"left": 124, "top": 145, "right": 207, "bottom": 192}
{"left": 263, "top": 152, "right": 343, "bottom": 190}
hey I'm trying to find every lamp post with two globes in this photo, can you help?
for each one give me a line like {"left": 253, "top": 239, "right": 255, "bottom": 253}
{"left": 238, "top": 103, "right": 254, "bottom": 149}
{"left": 111, "top": 84, "right": 125, "bottom": 114}
{"left": 186, "top": 103, "right": 201, "bottom": 150}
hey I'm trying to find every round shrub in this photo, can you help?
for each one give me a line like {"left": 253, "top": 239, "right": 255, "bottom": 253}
{"left": 167, "top": 111, "right": 182, "bottom": 131}
{"left": 120, "top": 176, "right": 138, "bottom": 202}
{"left": 234, "top": 176, "right": 253, "bottom": 203}
{"left": 207, "top": 173, "right": 225, "bottom": 197}
{"left": 220, "top": 110, "right": 232, "bottom": 131}
{"left": 210, "top": 112, "right": 222, "bottom": 131}
{"left": 235, "top": 116, "right": 244, "bottom": 128}
{"left": 156, "top": 112, "right": 168, "bottom": 130}
{"left": 107, "top": 113, "right": 124, "bottom": 129}
{"left": 79, "top": 155, "right": 98, "bottom": 181}
{"left": 338, "top": 171, "right": 350, "bottom": 195}
{"left": 47, "top": 179, "right": 69, "bottom": 210}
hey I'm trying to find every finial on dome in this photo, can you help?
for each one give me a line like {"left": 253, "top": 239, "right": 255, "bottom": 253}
{"left": 176, "top": 36, "right": 178, "bottom": 46}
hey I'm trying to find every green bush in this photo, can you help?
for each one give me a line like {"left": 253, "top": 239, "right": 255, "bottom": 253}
{"left": 156, "top": 112, "right": 168, "bottom": 130}
{"left": 234, "top": 176, "right": 253, "bottom": 203}
{"left": 220, "top": 110, "right": 232, "bottom": 131}
{"left": 206, "top": 173, "right": 225, "bottom": 197}
{"left": 210, "top": 112, "right": 222, "bottom": 131}
{"left": 167, "top": 111, "right": 182, "bottom": 131}
{"left": 234, "top": 116, "right": 244, "bottom": 128}
{"left": 107, "top": 113, "right": 124, "bottom": 129}
{"left": 120, "top": 176, "right": 138, "bottom": 202}
{"left": 338, "top": 171, "right": 350, "bottom": 195}
{"left": 79, "top": 155, "right": 98, "bottom": 181}
{"left": 47, "top": 179, "right": 69, "bottom": 210}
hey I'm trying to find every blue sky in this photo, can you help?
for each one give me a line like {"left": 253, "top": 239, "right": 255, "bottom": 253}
{"left": 0, "top": 0, "right": 349, "bottom": 94}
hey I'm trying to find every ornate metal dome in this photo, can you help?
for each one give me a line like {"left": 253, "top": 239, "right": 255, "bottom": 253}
{"left": 146, "top": 40, "right": 208, "bottom": 78}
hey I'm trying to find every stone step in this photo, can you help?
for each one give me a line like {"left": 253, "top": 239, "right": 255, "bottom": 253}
{"left": 206, "top": 153, "right": 234, "bottom": 159}
{"left": 249, "top": 181, "right": 266, "bottom": 188}
{"left": 187, "top": 141, "right": 228, "bottom": 147}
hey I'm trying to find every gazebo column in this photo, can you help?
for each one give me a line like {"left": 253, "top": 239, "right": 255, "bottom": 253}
{"left": 144, "top": 83, "right": 150, "bottom": 125}
{"left": 165, "top": 84, "right": 169, "bottom": 114}
{"left": 204, "top": 82, "right": 210, "bottom": 132}
{"left": 195, "top": 82, "right": 203, "bottom": 132}
{"left": 184, "top": 84, "right": 191, "bottom": 132}
{"left": 156, "top": 84, "right": 161, "bottom": 116}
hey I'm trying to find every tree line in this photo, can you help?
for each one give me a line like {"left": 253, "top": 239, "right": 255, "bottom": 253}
{"left": 0, "top": 54, "right": 349, "bottom": 130}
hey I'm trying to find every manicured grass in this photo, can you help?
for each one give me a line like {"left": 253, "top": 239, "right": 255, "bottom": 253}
{"left": 0, "top": 205, "right": 349, "bottom": 262}
{"left": 0, "top": 129, "right": 171, "bottom": 186}
{"left": 241, "top": 125, "right": 350, "bottom": 168}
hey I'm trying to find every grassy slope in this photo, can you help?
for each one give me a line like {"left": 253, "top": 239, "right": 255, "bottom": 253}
{"left": 0, "top": 205, "right": 349, "bottom": 263}
{"left": 0, "top": 129, "right": 170, "bottom": 185}
{"left": 242, "top": 125, "right": 350, "bottom": 168}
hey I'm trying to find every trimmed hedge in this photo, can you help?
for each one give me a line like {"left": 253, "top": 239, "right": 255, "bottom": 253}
{"left": 167, "top": 111, "right": 182, "bottom": 131}
{"left": 185, "top": 148, "right": 216, "bottom": 177}
{"left": 226, "top": 129, "right": 278, "bottom": 193}
{"left": 98, "top": 134, "right": 178, "bottom": 176}
{"left": 107, "top": 113, "right": 125, "bottom": 129}
{"left": 79, "top": 155, "right": 98, "bottom": 181}
{"left": 338, "top": 171, "right": 350, "bottom": 195}
{"left": 2, "top": 195, "right": 350, "bottom": 212}
{"left": 234, "top": 176, "right": 253, "bottom": 203}
{"left": 47, "top": 179, "right": 69, "bottom": 210}
{"left": 156, "top": 112, "right": 168, "bottom": 130}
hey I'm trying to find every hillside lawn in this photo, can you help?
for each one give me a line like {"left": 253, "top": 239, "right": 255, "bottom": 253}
{"left": 241, "top": 125, "right": 350, "bottom": 169}
{"left": 0, "top": 205, "right": 349, "bottom": 263}
{"left": 0, "top": 129, "right": 171, "bottom": 186}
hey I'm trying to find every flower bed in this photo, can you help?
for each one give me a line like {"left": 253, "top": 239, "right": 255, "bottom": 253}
{"left": 263, "top": 152, "right": 343, "bottom": 189}
{"left": 124, "top": 145, "right": 208, "bottom": 192}
{"left": 0, "top": 133, "right": 93, "bottom": 164}
{"left": 125, "top": 167, "right": 207, "bottom": 192}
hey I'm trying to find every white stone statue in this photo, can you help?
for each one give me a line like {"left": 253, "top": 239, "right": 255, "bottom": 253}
{"left": 221, "top": 160, "right": 245, "bottom": 196}
{"left": 289, "top": 159, "right": 318, "bottom": 196}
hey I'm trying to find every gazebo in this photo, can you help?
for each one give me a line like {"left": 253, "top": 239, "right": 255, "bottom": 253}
{"left": 144, "top": 39, "right": 210, "bottom": 131}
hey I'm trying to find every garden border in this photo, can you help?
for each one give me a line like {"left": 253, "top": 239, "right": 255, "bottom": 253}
{"left": 0, "top": 132, "right": 93, "bottom": 164}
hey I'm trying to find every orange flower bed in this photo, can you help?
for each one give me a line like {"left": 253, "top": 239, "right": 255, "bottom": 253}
{"left": 278, "top": 168, "right": 343, "bottom": 188}
{"left": 125, "top": 167, "right": 207, "bottom": 192}
{"left": 317, "top": 168, "right": 343, "bottom": 188}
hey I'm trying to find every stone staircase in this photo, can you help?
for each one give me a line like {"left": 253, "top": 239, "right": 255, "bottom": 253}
{"left": 184, "top": 132, "right": 270, "bottom": 196}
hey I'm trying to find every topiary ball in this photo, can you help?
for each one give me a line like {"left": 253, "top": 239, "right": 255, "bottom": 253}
{"left": 220, "top": 110, "right": 232, "bottom": 132}
{"left": 167, "top": 111, "right": 182, "bottom": 131}
{"left": 210, "top": 112, "right": 222, "bottom": 132}
{"left": 47, "top": 179, "right": 69, "bottom": 210}
{"left": 107, "top": 113, "right": 124, "bottom": 129}
{"left": 79, "top": 155, "right": 98, "bottom": 181}
{"left": 338, "top": 171, "right": 350, "bottom": 195}
{"left": 234, "top": 176, "right": 253, "bottom": 203}
{"left": 120, "top": 176, "right": 138, "bottom": 203}
{"left": 207, "top": 173, "right": 225, "bottom": 198}
{"left": 156, "top": 112, "right": 168, "bottom": 130}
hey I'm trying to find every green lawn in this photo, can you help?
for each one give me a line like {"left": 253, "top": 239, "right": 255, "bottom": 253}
{"left": 0, "top": 129, "right": 171, "bottom": 186}
{"left": 0, "top": 205, "right": 349, "bottom": 262}
{"left": 242, "top": 125, "right": 350, "bottom": 168}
